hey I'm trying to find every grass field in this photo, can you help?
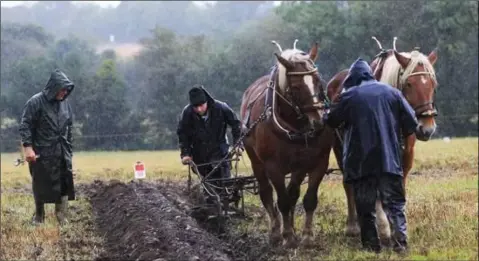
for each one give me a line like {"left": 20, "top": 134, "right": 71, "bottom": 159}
{"left": 1, "top": 137, "right": 478, "bottom": 260}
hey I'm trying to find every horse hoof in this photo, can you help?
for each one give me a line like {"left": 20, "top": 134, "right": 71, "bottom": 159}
{"left": 301, "top": 234, "right": 315, "bottom": 248}
{"left": 380, "top": 237, "right": 391, "bottom": 247}
{"left": 345, "top": 227, "right": 360, "bottom": 237}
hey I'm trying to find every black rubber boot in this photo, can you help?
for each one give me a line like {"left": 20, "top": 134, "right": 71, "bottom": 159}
{"left": 32, "top": 201, "right": 45, "bottom": 225}
{"left": 55, "top": 196, "right": 69, "bottom": 226}
{"left": 392, "top": 235, "right": 408, "bottom": 255}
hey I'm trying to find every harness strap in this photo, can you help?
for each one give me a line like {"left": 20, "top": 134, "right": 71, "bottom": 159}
{"left": 371, "top": 49, "right": 390, "bottom": 80}
{"left": 268, "top": 68, "right": 323, "bottom": 143}
{"left": 243, "top": 62, "right": 328, "bottom": 144}
{"left": 265, "top": 71, "right": 275, "bottom": 108}
{"left": 287, "top": 67, "right": 318, "bottom": 75}
{"left": 243, "top": 67, "right": 277, "bottom": 129}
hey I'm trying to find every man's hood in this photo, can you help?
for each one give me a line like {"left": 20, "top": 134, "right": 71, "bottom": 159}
{"left": 198, "top": 86, "right": 215, "bottom": 105}
{"left": 342, "top": 58, "right": 375, "bottom": 89}
{"left": 42, "top": 69, "right": 74, "bottom": 101}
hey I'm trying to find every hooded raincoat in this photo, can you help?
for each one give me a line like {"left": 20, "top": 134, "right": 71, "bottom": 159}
{"left": 176, "top": 86, "right": 242, "bottom": 178}
{"left": 19, "top": 69, "right": 75, "bottom": 203}
{"left": 325, "top": 59, "right": 418, "bottom": 182}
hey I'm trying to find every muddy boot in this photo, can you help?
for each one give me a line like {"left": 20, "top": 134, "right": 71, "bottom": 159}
{"left": 32, "top": 201, "right": 45, "bottom": 226}
{"left": 55, "top": 196, "right": 69, "bottom": 226}
{"left": 391, "top": 235, "right": 408, "bottom": 255}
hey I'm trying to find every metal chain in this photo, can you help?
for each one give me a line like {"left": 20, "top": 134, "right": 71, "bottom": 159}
{"left": 202, "top": 102, "right": 271, "bottom": 181}
{"left": 241, "top": 104, "right": 271, "bottom": 138}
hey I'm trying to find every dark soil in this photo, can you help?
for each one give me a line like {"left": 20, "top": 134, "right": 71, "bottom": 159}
{"left": 86, "top": 179, "right": 272, "bottom": 261}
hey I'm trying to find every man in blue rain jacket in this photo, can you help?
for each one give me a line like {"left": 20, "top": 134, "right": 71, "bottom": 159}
{"left": 323, "top": 58, "right": 422, "bottom": 254}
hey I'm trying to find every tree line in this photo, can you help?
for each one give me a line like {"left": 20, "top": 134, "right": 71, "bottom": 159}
{"left": 0, "top": 1, "right": 276, "bottom": 43}
{"left": 1, "top": 1, "right": 477, "bottom": 152}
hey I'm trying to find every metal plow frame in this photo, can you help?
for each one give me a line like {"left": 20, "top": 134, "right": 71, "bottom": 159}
{"left": 186, "top": 158, "right": 259, "bottom": 222}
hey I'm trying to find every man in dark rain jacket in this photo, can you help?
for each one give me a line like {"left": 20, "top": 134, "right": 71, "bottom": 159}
{"left": 177, "top": 85, "right": 243, "bottom": 189}
{"left": 19, "top": 69, "right": 75, "bottom": 226}
{"left": 323, "top": 58, "right": 421, "bottom": 254}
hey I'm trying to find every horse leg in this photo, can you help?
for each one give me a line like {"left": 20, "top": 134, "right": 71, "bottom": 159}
{"left": 402, "top": 135, "right": 416, "bottom": 192}
{"left": 333, "top": 135, "right": 360, "bottom": 237}
{"left": 301, "top": 152, "right": 329, "bottom": 247}
{"left": 375, "top": 195, "right": 391, "bottom": 246}
{"left": 286, "top": 171, "right": 307, "bottom": 234}
{"left": 267, "top": 165, "right": 297, "bottom": 248}
{"left": 344, "top": 182, "right": 361, "bottom": 237}
{"left": 252, "top": 161, "right": 283, "bottom": 245}
{"left": 247, "top": 150, "right": 282, "bottom": 245}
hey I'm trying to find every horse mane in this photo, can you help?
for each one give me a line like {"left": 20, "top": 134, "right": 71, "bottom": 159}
{"left": 277, "top": 49, "right": 316, "bottom": 92}
{"left": 380, "top": 50, "right": 437, "bottom": 89}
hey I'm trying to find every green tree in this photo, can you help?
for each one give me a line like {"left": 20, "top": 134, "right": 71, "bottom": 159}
{"left": 80, "top": 59, "right": 131, "bottom": 150}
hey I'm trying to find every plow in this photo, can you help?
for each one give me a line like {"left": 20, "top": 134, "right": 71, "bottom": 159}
{"left": 185, "top": 153, "right": 342, "bottom": 223}
{"left": 186, "top": 156, "right": 260, "bottom": 222}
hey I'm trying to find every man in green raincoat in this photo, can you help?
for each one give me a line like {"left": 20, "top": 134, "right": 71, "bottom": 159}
{"left": 19, "top": 69, "right": 75, "bottom": 226}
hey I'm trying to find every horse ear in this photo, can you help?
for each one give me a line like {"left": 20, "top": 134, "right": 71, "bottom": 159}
{"left": 393, "top": 50, "right": 410, "bottom": 69}
{"left": 274, "top": 53, "right": 294, "bottom": 70}
{"left": 427, "top": 48, "right": 438, "bottom": 65}
{"left": 308, "top": 41, "right": 319, "bottom": 62}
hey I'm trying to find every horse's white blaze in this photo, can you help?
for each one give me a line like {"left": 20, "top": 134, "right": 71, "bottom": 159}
{"left": 421, "top": 75, "right": 427, "bottom": 84}
{"left": 303, "top": 75, "right": 318, "bottom": 103}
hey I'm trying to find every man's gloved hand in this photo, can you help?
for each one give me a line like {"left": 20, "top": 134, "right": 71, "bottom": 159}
{"left": 233, "top": 146, "right": 244, "bottom": 156}
{"left": 181, "top": 156, "right": 192, "bottom": 165}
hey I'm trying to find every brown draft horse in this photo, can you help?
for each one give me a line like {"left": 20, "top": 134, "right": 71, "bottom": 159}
{"left": 326, "top": 36, "right": 439, "bottom": 242}
{"left": 240, "top": 40, "right": 333, "bottom": 248}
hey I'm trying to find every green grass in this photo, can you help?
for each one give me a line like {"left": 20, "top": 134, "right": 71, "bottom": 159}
{"left": 1, "top": 137, "right": 478, "bottom": 260}
{"left": 0, "top": 194, "right": 103, "bottom": 260}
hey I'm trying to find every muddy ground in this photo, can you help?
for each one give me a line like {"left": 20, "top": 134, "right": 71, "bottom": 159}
{"left": 85, "top": 179, "right": 274, "bottom": 261}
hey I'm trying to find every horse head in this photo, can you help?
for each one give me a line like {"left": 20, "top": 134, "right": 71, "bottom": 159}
{"left": 379, "top": 38, "right": 439, "bottom": 141}
{"left": 271, "top": 40, "right": 327, "bottom": 132}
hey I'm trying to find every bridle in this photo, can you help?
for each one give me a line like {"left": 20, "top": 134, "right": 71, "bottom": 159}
{"left": 277, "top": 62, "right": 328, "bottom": 119}
{"left": 370, "top": 37, "right": 438, "bottom": 119}
{"left": 265, "top": 61, "right": 329, "bottom": 142}
{"left": 398, "top": 70, "right": 438, "bottom": 118}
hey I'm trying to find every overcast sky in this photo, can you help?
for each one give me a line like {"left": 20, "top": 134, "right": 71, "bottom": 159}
{"left": 1, "top": 1, "right": 117, "bottom": 7}
{"left": 1, "top": 1, "right": 281, "bottom": 8}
